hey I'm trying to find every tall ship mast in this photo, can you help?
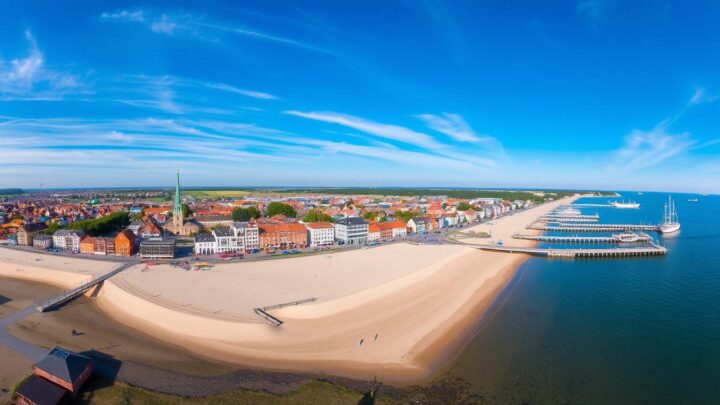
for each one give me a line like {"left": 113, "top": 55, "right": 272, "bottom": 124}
{"left": 659, "top": 196, "right": 680, "bottom": 233}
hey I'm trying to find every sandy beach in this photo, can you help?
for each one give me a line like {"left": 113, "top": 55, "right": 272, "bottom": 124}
{"left": 1, "top": 196, "right": 576, "bottom": 383}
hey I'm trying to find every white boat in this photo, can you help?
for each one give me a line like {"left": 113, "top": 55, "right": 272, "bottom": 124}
{"left": 612, "top": 231, "right": 645, "bottom": 243}
{"left": 659, "top": 196, "right": 680, "bottom": 233}
{"left": 609, "top": 200, "right": 640, "bottom": 209}
{"left": 556, "top": 207, "right": 581, "bottom": 216}
{"left": 688, "top": 198, "right": 698, "bottom": 202}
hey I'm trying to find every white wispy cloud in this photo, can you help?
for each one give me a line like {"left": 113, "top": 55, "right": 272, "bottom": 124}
{"left": 0, "top": 31, "right": 82, "bottom": 99}
{"left": 285, "top": 110, "right": 442, "bottom": 149}
{"left": 416, "top": 112, "right": 492, "bottom": 143}
{"left": 101, "top": 8, "right": 332, "bottom": 53}
{"left": 576, "top": 0, "right": 614, "bottom": 29}
{"left": 204, "top": 82, "right": 276, "bottom": 100}
{"left": 688, "top": 87, "right": 717, "bottom": 106}
{"left": 613, "top": 123, "right": 696, "bottom": 170}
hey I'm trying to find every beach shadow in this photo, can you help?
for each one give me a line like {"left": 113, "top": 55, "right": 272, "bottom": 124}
{"left": 0, "top": 295, "right": 9, "bottom": 306}
{"left": 80, "top": 349, "right": 122, "bottom": 383}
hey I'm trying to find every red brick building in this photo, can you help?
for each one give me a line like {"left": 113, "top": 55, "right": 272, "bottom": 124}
{"left": 258, "top": 223, "right": 307, "bottom": 249}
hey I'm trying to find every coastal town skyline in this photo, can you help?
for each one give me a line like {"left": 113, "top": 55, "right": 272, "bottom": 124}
{"left": 2, "top": 1, "right": 720, "bottom": 192}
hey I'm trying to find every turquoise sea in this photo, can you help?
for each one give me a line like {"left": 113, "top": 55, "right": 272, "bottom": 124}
{"left": 446, "top": 192, "right": 720, "bottom": 404}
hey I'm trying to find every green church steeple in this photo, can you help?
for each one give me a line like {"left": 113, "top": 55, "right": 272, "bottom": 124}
{"left": 173, "top": 170, "right": 182, "bottom": 217}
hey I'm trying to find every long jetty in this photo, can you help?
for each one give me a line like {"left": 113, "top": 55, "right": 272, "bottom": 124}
{"left": 253, "top": 298, "right": 318, "bottom": 327}
{"left": 35, "top": 262, "right": 135, "bottom": 312}
{"left": 543, "top": 214, "right": 599, "bottom": 220}
{"left": 540, "top": 217, "right": 599, "bottom": 223}
{"left": 531, "top": 223, "right": 660, "bottom": 232}
{"left": 513, "top": 233, "right": 652, "bottom": 243}
{"left": 568, "top": 203, "right": 614, "bottom": 207}
{"left": 468, "top": 243, "right": 667, "bottom": 258}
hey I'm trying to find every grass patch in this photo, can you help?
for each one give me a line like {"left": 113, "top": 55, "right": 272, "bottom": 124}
{"left": 76, "top": 378, "right": 391, "bottom": 405}
{"left": 185, "top": 190, "right": 251, "bottom": 199}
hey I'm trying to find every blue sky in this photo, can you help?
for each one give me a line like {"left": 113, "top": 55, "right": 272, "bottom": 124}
{"left": 1, "top": 0, "right": 719, "bottom": 192}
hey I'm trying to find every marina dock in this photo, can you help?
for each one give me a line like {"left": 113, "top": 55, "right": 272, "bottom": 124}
{"left": 531, "top": 224, "right": 660, "bottom": 232}
{"left": 512, "top": 233, "right": 652, "bottom": 243}
{"left": 543, "top": 214, "right": 599, "bottom": 220}
{"left": 468, "top": 243, "right": 666, "bottom": 258}
{"left": 539, "top": 217, "right": 599, "bottom": 223}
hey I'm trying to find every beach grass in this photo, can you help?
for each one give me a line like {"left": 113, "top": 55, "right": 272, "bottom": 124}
{"left": 76, "top": 378, "right": 391, "bottom": 405}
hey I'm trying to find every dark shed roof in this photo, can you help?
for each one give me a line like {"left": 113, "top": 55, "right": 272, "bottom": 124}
{"left": 15, "top": 375, "right": 68, "bottom": 405}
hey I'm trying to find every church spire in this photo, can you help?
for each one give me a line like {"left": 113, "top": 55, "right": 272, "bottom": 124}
{"left": 173, "top": 170, "right": 182, "bottom": 216}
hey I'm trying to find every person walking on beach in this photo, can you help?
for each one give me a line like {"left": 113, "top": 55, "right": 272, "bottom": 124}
{"left": 374, "top": 333, "right": 378, "bottom": 341}
{"left": 359, "top": 338, "right": 364, "bottom": 346}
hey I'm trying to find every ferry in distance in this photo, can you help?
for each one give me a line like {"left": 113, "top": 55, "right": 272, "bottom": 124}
{"left": 659, "top": 196, "right": 680, "bottom": 234}
{"left": 609, "top": 200, "right": 640, "bottom": 209}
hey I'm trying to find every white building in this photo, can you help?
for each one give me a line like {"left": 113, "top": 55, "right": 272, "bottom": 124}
{"left": 334, "top": 217, "right": 368, "bottom": 245}
{"left": 52, "top": 229, "right": 85, "bottom": 253}
{"left": 305, "top": 222, "right": 335, "bottom": 247}
{"left": 193, "top": 222, "right": 259, "bottom": 255}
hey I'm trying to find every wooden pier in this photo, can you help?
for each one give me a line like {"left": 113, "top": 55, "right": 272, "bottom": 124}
{"left": 568, "top": 203, "right": 614, "bottom": 207}
{"left": 468, "top": 243, "right": 666, "bottom": 258}
{"left": 512, "top": 233, "right": 652, "bottom": 243}
{"left": 253, "top": 298, "right": 318, "bottom": 327}
{"left": 531, "top": 223, "right": 660, "bottom": 232}
{"left": 544, "top": 213, "right": 599, "bottom": 220}
{"left": 36, "top": 262, "right": 135, "bottom": 312}
{"left": 540, "top": 217, "right": 599, "bottom": 223}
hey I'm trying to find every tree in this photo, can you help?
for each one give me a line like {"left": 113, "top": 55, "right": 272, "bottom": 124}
{"left": 303, "top": 210, "right": 333, "bottom": 223}
{"left": 182, "top": 203, "right": 192, "bottom": 218}
{"left": 44, "top": 222, "right": 64, "bottom": 235}
{"left": 393, "top": 210, "right": 417, "bottom": 223}
{"left": 457, "top": 202, "right": 474, "bottom": 211}
{"left": 232, "top": 206, "right": 261, "bottom": 221}
{"left": 67, "top": 212, "right": 129, "bottom": 236}
{"left": 267, "top": 202, "right": 297, "bottom": 218}
{"left": 363, "top": 211, "right": 385, "bottom": 221}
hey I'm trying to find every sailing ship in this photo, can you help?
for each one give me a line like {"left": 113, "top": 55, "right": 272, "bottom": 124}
{"left": 659, "top": 196, "right": 680, "bottom": 233}
{"left": 609, "top": 200, "right": 641, "bottom": 208}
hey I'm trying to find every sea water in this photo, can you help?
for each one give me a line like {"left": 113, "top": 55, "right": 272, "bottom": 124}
{"left": 447, "top": 192, "right": 720, "bottom": 404}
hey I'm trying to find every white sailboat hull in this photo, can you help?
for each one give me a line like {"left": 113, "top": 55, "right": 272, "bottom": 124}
{"left": 660, "top": 223, "right": 680, "bottom": 233}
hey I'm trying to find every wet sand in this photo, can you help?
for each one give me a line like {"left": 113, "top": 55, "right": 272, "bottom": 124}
{"left": 0, "top": 278, "right": 60, "bottom": 403}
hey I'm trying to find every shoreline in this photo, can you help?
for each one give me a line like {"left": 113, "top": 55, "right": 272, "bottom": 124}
{"left": 0, "top": 196, "right": 577, "bottom": 384}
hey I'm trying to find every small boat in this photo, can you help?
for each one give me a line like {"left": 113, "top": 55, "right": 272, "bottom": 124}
{"left": 688, "top": 198, "right": 698, "bottom": 202}
{"left": 612, "top": 231, "right": 644, "bottom": 243}
{"left": 610, "top": 200, "right": 640, "bottom": 208}
{"left": 556, "top": 207, "right": 581, "bottom": 216}
{"left": 638, "top": 192, "right": 643, "bottom": 195}
{"left": 659, "top": 196, "right": 680, "bottom": 234}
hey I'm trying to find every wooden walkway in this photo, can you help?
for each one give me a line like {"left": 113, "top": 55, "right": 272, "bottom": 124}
{"left": 253, "top": 298, "right": 318, "bottom": 327}
{"left": 512, "top": 233, "right": 652, "bottom": 243}
{"left": 540, "top": 217, "right": 599, "bottom": 223}
{"left": 35, "top": 262, "right": 136, "bottom": 312}
{"left": 531, "top": 224, "right": 660, "bottom": 232}
{"left": 544, "top": 213, "right": 599, "bottom": 219}
{"left": 467, "top": 243, "right": 666, "bottom": 258}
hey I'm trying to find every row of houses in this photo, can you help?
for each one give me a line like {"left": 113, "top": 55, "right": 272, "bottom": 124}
{"left": 193, "top": 218, "right": 409, "bottom": 255}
